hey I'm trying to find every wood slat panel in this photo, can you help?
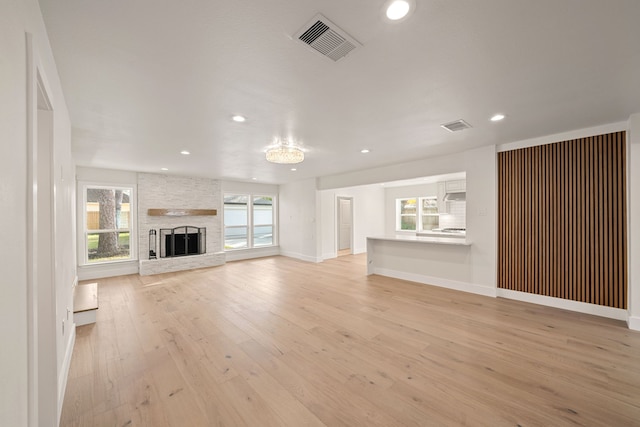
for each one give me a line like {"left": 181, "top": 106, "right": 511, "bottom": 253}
{"left": 497, "top": 131, "right": 627, "bottom": 309}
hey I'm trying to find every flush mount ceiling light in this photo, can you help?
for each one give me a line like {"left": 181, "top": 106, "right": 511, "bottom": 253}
{"left": 232, "top": 115, "right": 246, "bottom": 122}
{"left": 385, "top": 0, "right": 414, "bottom": 21}
{"left": 491, "top": 113, "right": 506, "bottom": 122}
{"left": 360, "top": 148, "right": 371, "bottom": 154}
{"left": 265, "top": 139, "right": 305, "bottom": 164}
{"left": 160, "top": 168, "right": 168, "bottom": 171}
{"left": 180, "top": 150, "right": 190, "bottom": 155}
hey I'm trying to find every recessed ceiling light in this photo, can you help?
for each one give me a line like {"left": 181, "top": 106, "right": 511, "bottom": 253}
{"left": 361, "top": 149, "right": 370, "bottom": 154}
{"left": 491, "top": 114, "right": 505, "bottom": 122}
{"left": 386, "top": 0, "right": 412, "bottom": 20}
{"left": 161, "top": 168, "right": 168, "bottom": 171}
{"left": 180, "top": 150, "right": 190, "bottom": 155}
{"left": 232, "top": 115, "right": 246, "bottom": 123}
{"left": 291, "top": 168, "right": 297, "bottom": 171}
{"left": 252, "top": 177, "right": 257, "bottom": 180}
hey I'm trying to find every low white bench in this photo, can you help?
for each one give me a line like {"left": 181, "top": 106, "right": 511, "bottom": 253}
{"left": 74, "top": 282, "right": 98, "bottom": 326}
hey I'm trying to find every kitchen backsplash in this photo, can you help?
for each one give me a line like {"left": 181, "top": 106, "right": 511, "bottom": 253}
{"left": 440, "top": 201, "right": 466, "bottom": 229}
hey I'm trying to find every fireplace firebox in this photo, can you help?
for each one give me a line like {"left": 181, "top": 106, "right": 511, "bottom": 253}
{"left": 159, "top": 226, "right": 206, "bottom": 258}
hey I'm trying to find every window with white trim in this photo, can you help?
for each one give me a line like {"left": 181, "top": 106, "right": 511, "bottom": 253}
{"left": 224, "top": 193, "right": 276, "bottom": 250}
{"left": 396, "top": 196, "right": 439, "bottom": 232}
{"left": 81, "top": 185, "right": 136, "bottom": 264}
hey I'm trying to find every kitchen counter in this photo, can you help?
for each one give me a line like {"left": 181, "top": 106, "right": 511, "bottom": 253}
{"left": 367, "top": 234, "right": 470, "bottom": 246}
{"left": 366, "top": 235, "right": 489, "bottom": 296}
{"left": 415, "top": 230, "right": 466, "bottom": 238}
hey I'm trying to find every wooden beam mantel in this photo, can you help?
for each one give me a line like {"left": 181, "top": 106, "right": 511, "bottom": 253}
{"left": 148, "top": 208, "right": 217, "bottom": 217}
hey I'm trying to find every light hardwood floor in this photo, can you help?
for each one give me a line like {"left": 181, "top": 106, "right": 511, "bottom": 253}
{"left": 61, "top": 254, "right": 640, "bottom": 426}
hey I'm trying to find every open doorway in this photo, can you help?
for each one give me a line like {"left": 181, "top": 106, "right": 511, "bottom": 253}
{"left": 336, "top": 197, "right": 353, "bottom": 256}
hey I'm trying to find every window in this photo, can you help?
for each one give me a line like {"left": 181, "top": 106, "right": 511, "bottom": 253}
{"left": 397, "top": 198, "right": 417, "bottom": 230}
{"left": 224, "top": 193, "right": 276, "bottom": 250}
{"left": 421, "top": 197, "right": 439, "bottom": 230}
{"left": 396, "top": 196, "right": 439, "bottom": 232}
{"left": 82, "top": 185, "right": 135, "bottom": 264}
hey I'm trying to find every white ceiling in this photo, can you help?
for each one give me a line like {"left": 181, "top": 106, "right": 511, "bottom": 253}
{"left": 38, "top": 0, "right": 640, "bottom": 184}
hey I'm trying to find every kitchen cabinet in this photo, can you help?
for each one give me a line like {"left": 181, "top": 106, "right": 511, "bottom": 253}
{"left": 437, "top": 182, "right": 447, "bottom": 213}
{"left": 445, "top": 180, "right": 466, "bottom": 192}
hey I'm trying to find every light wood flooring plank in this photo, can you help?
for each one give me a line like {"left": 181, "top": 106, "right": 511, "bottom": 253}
{"left": 61, "top": 254, "right": 640, "bottom": 426}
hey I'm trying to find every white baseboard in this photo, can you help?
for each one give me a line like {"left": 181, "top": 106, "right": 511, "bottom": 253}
{"left": 280, "top": 250, "right": 323, "bottom": 263}
{"left": 78, "top": 260, "right": 139, "bottom": 280}
{"left": 225, "top": 246, "right": 280, "bottom": 262}
{"left": 373, "top": 268, "right": 497, "bottom": 297}
{"left": 627, "top": 315, "right": 640, "bottom": 331}
{"left": 58, "top": 325, "right": 75, "bottom": 423}
{"left": 322, "top": 252, "right": 337, "bottom": 261}
{"left": 497, "top": 289, "right": 628, "bottom": 322}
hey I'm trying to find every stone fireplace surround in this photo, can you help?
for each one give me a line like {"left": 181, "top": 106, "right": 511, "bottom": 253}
{"left": 138, "top": 173, "right": 225, "bottom": 276}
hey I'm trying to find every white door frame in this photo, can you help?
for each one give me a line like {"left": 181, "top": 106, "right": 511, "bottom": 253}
{"left": 336, "top": 196, "right": 354, "bottom": 255}
{"left": 26, "top": 32, "right": 58, "bottom": 427}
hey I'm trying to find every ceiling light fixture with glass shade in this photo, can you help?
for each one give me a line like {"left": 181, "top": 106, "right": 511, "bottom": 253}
{"left": 265, "top": 139, "right": 305, "bottom": 164}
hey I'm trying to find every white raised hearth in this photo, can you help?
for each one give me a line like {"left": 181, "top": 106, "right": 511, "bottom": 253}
{"left": 139, "top": 252, "right": 225, "bottom": 276}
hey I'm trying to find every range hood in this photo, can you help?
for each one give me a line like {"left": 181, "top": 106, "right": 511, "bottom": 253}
{"left": 444, "top": 192, "right": 466, "bottom": 202}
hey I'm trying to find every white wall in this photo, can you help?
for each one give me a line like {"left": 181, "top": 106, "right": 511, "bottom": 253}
{"left": 319, "top": 145, "right": 497, "bottom": 290}
{"left": 0, "top": 0, "right": 75, "bottom": 424}
{"left": 279, "top": 178, "right": 321, "bottom": 262}
{"left": 320, "top": 184, "right": 386, "bottom": 259}
{"left": 221, "top": 180, "right": 279, "bottom": 195}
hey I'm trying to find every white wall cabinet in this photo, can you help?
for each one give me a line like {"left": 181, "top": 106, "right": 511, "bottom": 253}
{"left": 445, "top": 180, "right": 466, "bottom": 192}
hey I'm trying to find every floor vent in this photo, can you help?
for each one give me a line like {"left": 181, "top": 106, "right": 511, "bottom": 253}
{"left": 441, "top": 119, "right": 472, "bottom": 132}
{"left": 294, "top": 14, "right": 361, "bottom": 62}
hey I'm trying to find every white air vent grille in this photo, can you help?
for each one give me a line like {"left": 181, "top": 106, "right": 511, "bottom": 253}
{"left": 294, "top": 14, "right": 361, "bottom": 62}
{"left": 441, "top": 119, "right": 472, "bottom": 132}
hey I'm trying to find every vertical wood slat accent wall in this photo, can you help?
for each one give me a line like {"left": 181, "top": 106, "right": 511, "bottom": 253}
{"left": 497, "top": 131, "right": 627, "bottom": 309}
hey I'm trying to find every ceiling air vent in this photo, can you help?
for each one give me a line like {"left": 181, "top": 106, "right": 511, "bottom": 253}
{"left": 294, "top": 14, "right": 361, "bottom": 62}
{"left": 441, "top": 119, "right": 472, "bottom": 132}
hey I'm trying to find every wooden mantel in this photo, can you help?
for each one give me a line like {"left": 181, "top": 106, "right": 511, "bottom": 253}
{"left": 147, "top": 208, "right": 217, "bottom": 217}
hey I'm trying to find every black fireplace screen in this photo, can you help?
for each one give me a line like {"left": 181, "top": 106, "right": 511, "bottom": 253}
{"left": 159, "top": 226, "right": 206, "bottom": 258}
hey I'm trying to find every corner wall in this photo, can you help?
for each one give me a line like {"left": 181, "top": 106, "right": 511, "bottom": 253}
{"left": 279, "top": 178, "right": 322, "bottom": 262}
{"left": 0, "top": 0, "right": 76, "bottom": 424}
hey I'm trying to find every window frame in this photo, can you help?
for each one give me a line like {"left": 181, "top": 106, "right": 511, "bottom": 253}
{"left": 223, "top": 192, "right": 277, "bottom": 251}
{"left": 79, "top": 182, "right": 137, "bottom": 266}
{"left": 395, "top": 196, "right": 439, "bottom": 232}
{"left": 396, "top": 198, "right": 418, "bottom": 231}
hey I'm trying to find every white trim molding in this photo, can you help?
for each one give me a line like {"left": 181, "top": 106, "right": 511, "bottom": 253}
{"left": 280, "top": 251, "right": 323, "bottom": 263}
{"left": 373, "top": 268, "right": 497, "bottom": 297}
{"left": 497, "top": 121, "right": 628, "bottom": 153}
{"left": 225, "top": 246, "right": 280, "bottom": 262}
{"left": 57, "top": 326, "right": 75, "bottom": 422}
{"left": 497, "top": 288, "right": 628, "bottom": 322}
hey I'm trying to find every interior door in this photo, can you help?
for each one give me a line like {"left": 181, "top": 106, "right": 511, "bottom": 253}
{"left": 338, "top": 198, "right": 352, "bottom": 251}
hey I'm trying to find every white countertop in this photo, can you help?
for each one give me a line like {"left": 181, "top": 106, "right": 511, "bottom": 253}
{"left": 367, "top": 234, "right": 471, "bottom": 246}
